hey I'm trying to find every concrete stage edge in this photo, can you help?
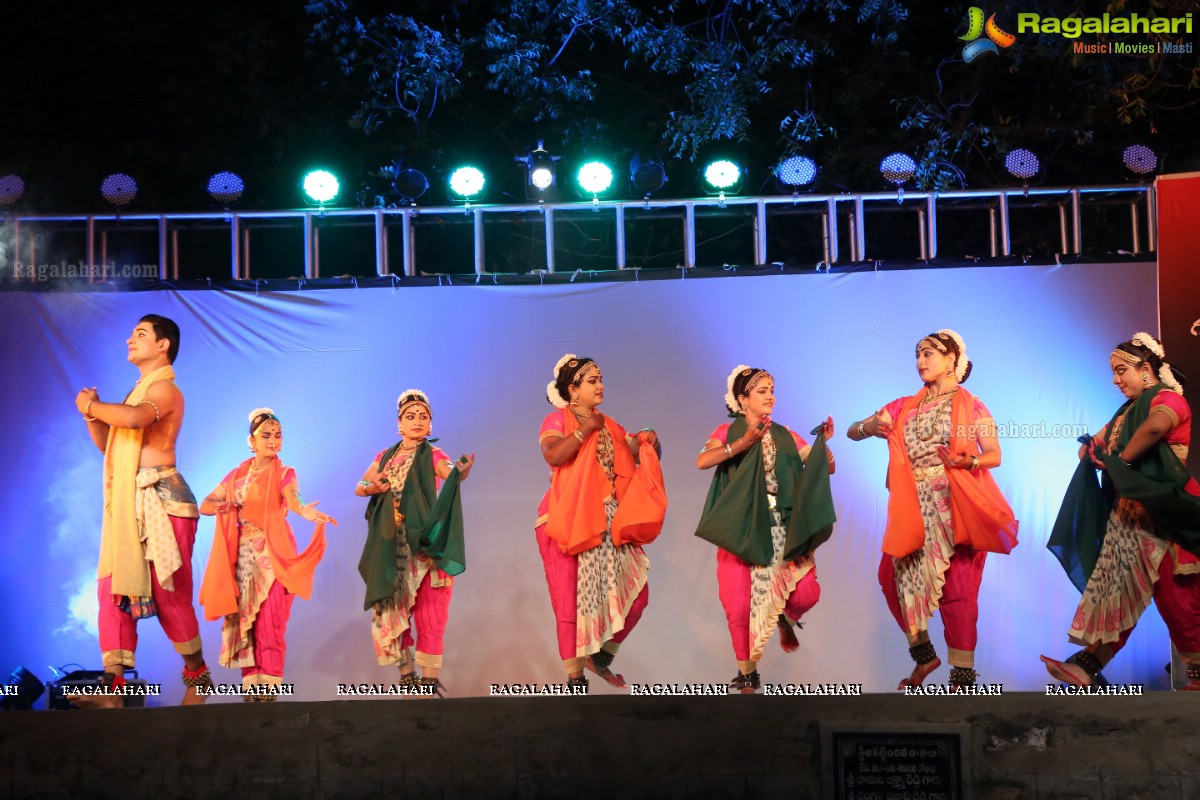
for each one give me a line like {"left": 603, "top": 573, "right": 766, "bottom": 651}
{"left": 2, "top": 693, "right": 1197, "bottom": 799}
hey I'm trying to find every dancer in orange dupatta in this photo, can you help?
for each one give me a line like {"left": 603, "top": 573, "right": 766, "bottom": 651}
{"left": 199, "top": 408, "right": 334, "bottom": 699}
{"left": 536, "top": 354, "right": 667, "bottom": 691}
{"left": 848, "top": 330, "right": 1018, "bottom": 690}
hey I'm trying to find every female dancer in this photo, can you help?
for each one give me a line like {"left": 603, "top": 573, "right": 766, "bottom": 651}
{"left": 536, "top": 354, "right": 667, "bottom": 691}
{"left": 1042, "top": 333, "right": 1200, "bottom": 689}
{"left": 355, "top": 390, "right": 474, "bottom": 696}
{"left": 199, "top": 408, "right": 335, "bottom": 699}
{"left": 847, "top": 330, "right": 1018, "bottom": 690}
{"left": 695, "top": 366, "right": 836, "bottom": 693}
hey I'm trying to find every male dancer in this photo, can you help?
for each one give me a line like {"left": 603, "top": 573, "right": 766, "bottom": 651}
{"left": 75, "top": 314, "right": 210, "bottom": 707}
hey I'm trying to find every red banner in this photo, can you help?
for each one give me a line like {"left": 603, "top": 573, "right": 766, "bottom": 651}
{"left": 1156, "top": 172, "right": 1200, "bottom": 469}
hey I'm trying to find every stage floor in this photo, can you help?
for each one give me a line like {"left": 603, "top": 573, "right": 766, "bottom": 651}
{"left": 2, "top": 691, "right": 1198, "bottom": 799}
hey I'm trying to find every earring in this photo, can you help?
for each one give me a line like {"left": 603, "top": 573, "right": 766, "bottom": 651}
{"left": 1143, "top": 373, "right": 1151, "bottom": 386}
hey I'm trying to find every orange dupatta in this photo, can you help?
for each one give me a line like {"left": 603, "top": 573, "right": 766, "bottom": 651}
{"left": 544, "top": 410, "right": 667, "bottom": 555}
{"left": 199, "top": 458, "right": 327, "bottom": 620}
{"left": 882, "top": 388, "right": 1018, "bottom": 559}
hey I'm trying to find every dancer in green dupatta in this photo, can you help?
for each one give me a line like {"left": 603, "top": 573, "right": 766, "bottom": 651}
{"left": 1042, "top": 333, "right": 1200, "bottom": 690}
{"left": 695, "top": 366, "right": 836, "bottom": 693}
{"left": 355, "top": 389, "right": 474, "bottom": 696}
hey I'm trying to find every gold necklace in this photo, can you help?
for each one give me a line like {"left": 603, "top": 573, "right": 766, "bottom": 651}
{"left": 916, "top": 388, "right": 957, "bottom": 442}
{"left": 400, "top": 439, "right": 421, "bottom": 451}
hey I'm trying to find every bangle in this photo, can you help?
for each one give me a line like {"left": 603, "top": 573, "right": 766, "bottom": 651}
{"left": 856, "top": 421, "right": 866, "bottom": 439}
{"left": 358, "top": 480, "right": 371, "bottom": 488}
{"left": 83, "top": 399, "right": 96, "bottom": 421}
{"left": 969, "top": 455, "right": 979, "bottom": 471}
{"left": 724, "top": 443, "right": 734, "bottom": 458}
{"left": 573, "top": 430, "right": 585, "bottom": 443}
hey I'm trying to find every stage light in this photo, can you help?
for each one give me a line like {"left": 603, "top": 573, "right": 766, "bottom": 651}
{"left": 1122, "top": 144, "right": 1157, "bottom": 177}
{"left": 516, "top": 140, "right": 560, "bottom": 199}
{"left": 0, "top": 175, "right": 26, "bottom": 205}
{"left": 700, "top": 159, "right": 739, "bottom": 191}
{"left": 448, "top": 166, "right": 486, "bottom": 202}
{"left": 774, "top": 155, "right": 818, "bottom": 191}
{"left": 100, "top": 173, "right": 138, "bottom": 207}
{"left": 1003, "top": 148, "right": 1041, "bottom": 182}
{"left": 531, "top": 165, "right": 554, "bottom": 190}
{"left": 392, "top": 167, "right": 429, "bottom": 203}
{"left": 879, "top": 153, "right": 917, "bottom": 187}
{"left": 207, "top": 171, "right": 244, "bottom": 205}
{"left": 303, "top": 170, "right": 339, "bottom": 204}
{"left": 629, "top": 152, "right": 667, "bottom": 198}
{"left": 0, "top": 666, "right": 44, "bottom": 711}
{"left": 577, "top": 161, "right": 614, "bottom": 197}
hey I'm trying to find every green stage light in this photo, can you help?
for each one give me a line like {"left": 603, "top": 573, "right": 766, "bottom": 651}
{"left": 577, "top": 161, "right": 613, "bottom": 196}
{"left": 303, "top": 170, "right": 339, "bottom": 204}
{"left": 703, "top": 159, "right": 741, "bottom": 193}
{"left": 448, "top": 166, "right": 486, "bottom": 201}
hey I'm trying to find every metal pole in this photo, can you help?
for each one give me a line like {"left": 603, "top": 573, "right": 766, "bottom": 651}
{"left": 615, "top": 205, "right": 626, "bottom": 269}
{"left": 243, "top": 227, "right": 251, "bottom": 279}
{"left": 754, "top": 199, "right": 767, "bottom": 265}
{"left": 820, "top": 212, "right": 830, "bottom": 265}
{"left": 230, "top": 214, "right": 240, "bottom": 280}
{"left": 925, "top": 194, "right": 937, "bottom": 259}
{"left": 158, "top": 216, "right": 168, "bottom": 280}
{"left": 1070, "top": 188, "right": 1081, "bottom": 254}
{"left": 313, "top": 224, "right": 321, "bottom": 278}
{"left": 544, "top": 206, "right": 556, "bottom": 273}
{"left": 918, "top": 208, "right": 928, "bottom": 261}
{"left": 473, "top": 208, "right": 485, "bottom": 275}
{"left": 988, "top": 206, "right": 997, "bottom": 258}
{"left": 402, "top": 210, "right": 415, "bottom": 277}
{"left": 303, "top": 213, "right": 314, "bottom": 279}
{"left": 1146, "top": 185, "right": 1158, "bottom": 251}
{"left": 99, "top": 229, "right": 107, "bottom": 284}
{"left": 853, "top": 195, "right": 865, "bottom": 261}
{"left": 999, "top": 192, "right": 1011, "bottom": 256}
{"left": 1130, "top": 200, "right": 1141, "bottom": 255}
{"left": 684, "top": 202, "right": 696, "bottom": 268}
{"left": 1058, "top": 204, "right": 1068, "bottom": 255}
{"left": 374, "top": 209, "right": 387, "bottom": 276}
{"left": 171, "top": 227, "right": 179, "bottom": 280}
{"left": 825, "top": 197, "right": 838, "bottom": 264}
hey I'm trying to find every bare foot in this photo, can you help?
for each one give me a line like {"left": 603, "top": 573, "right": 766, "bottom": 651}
{"left": 778, "top": 616, "right": 799, "bottom": 653}
{"left": 1040, "top": 654, "right": 1091, "bottom": 687}
{"left": 181, "top": 685, "right": 209, "bottom": 706}
{"left": 585, "top": 657, "right": 627, "bottom": 688}
{"left": 897, "top": 656, "right": 942, "bottom": 690}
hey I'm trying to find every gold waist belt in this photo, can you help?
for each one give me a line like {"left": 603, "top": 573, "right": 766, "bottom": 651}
{"left": 912, "top": 464, "right": 946, "bottom": 482}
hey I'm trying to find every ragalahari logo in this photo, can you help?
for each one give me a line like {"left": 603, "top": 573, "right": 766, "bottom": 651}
{"left": 959, "top": 7, "right": 1016, "bottom": 62}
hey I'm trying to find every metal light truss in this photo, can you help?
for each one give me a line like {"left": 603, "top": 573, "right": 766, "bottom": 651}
{"left": 2, "top": 184, "right": 1156, "bottom": 281}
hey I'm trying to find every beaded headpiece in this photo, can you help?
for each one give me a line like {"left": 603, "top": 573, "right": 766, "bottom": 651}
{"left": 546, "top": 353, "right": 599, "bottom": 408}
{"left": 917, "top": 329, "right": 970, "bottom": 382}
{"left": 725, "top": 365, "right": 772, "bottom": 415}
{"left": 397, "top": 389, "right": 432, "bottom": 418}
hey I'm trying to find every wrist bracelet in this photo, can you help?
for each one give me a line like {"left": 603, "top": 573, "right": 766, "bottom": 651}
{"left": 573, "top": 430, "right": 585, "bottom": 443}
{"left": 724, "top": 443, "right": 734, "bottom": 458}
{"left": 969, "top": 455, "right": 979, "bottom": 471}
{"left": 83, "top": 399, "right": 97, "bottom": 421}
{"left": 358, "top": 480, "right": 371, "bottom": 488}
{"left": 856, "top": 421, "right": 866, "bottom": 439}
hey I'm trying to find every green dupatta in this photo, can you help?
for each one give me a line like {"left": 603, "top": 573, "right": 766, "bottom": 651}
{"left": 694, "top": 419, "right": 836, "bottom": 566}
{"left": 359, "top": 440, "right": 466, "bottom": 610}
{"left": 1048, "top": 384, "right": 1200, "bottom": 592}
